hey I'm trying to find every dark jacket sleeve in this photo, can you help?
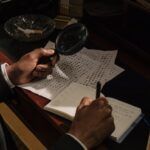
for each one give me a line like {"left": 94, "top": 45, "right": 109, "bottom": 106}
{"left": 0, "top": 115, "right": 17, "bottom": 150}
{"left": 52, "top": 134, "right": 84, "bottom": 150}
{"left": 0, "top": 66, "right": 13, "bottom": 101}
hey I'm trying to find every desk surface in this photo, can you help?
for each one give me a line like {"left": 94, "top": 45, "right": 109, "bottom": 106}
{"left": 0, "top": 23, "right": 149, "bottom": 149}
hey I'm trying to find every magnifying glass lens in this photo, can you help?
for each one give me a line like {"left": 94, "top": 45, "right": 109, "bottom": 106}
{"left": 56, "top": 23, "right": 88, "bottom": 55}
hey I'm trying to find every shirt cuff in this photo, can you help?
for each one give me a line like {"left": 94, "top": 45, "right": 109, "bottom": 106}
{"left": 66, "top": 133, "right": 87, "bottom": 150}
{"left": 1, "top": 63, "right": 15, "bottom": 88}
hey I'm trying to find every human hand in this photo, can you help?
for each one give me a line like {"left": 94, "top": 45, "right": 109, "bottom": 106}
{"left": 69, "top": 97, "right": 115, "bottom": 149}
{"left": 6, "top": 48, "right": 58, "bottom": 85}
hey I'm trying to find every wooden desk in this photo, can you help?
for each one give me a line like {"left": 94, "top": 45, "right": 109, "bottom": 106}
{"left": 0, "top": 102, "right": 46, "bottom": 149}
{"left": 0, "top": 25, "right": 149, "bottom": 149}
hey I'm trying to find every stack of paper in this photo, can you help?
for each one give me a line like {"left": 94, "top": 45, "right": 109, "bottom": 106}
{"left": 19, "top": 41, "right": 124, "bottom": 100}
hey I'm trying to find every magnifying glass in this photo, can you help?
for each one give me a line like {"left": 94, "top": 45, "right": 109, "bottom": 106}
{"left": 56, "top": 23, "right": 88, "bottom": 55}
{"left": 40, "top": 23, "right": 88, "bottom": 64}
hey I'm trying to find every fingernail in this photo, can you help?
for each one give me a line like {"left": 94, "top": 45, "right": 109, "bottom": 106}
{"left": 43, "top": 48, "right": 54, "bottom": 54}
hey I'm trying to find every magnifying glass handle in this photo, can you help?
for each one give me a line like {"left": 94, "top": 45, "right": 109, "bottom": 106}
{"left": 50, "top": 52, "right": 60, "bottom": 66}
{"left": 38, "top": 52, "right": 60, "bottom": 66}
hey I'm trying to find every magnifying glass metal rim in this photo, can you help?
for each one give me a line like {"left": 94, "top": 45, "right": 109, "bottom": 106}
{"left": 55, "top": 23, "right": 88, "bottom": 55}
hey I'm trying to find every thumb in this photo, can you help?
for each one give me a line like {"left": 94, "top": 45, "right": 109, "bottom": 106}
{"left": 32, "top": 48, "right": 55, "bottom": 59}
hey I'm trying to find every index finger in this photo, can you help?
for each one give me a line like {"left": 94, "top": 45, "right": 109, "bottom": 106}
{"left": 32, "top": 48, "right": 55, "bottom": 59}
{"left": 77, "top": 97, "right": 92, "bottom": 111}
{"left": 91, "top": 97, "right": 108, "bottom": 108}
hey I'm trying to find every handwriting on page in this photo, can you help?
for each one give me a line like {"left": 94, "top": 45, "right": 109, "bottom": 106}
{"left": 78, "top": 48, "right": 118, "bottom": 87}
{"left": 106, "top": 65, "right": 125, "bottom": 82}
{"left": 19, "top": 41, "right": 124, "bottom": 100}
{"left": 108, "top": 97, "right": 141, "bottom": 141}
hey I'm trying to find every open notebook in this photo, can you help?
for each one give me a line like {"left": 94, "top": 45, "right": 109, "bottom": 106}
{"left": 44, "top": 82, "right": 143, "bottom": 143}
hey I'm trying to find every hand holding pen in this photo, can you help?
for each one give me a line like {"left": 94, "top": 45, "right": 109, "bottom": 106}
{"left": 70, "top": 81, "right": 115, "bottom": 149}
{"left": 95, "top": 81, "right": 113, "bottom": 116}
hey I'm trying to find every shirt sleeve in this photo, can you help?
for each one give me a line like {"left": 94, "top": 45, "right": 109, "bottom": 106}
{"left": 66, "top": 133, "right": 87, "bottom": 150}
{"left": 0, "top": 64, "right": 14, "bottom": 101}
{"left": 1, "top": 63, "right": 15, "bottom": 88}
{"left": 52, "top": 133, "right": 86, "bottom": 150}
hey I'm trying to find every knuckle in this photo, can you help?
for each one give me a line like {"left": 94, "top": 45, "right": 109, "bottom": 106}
{"left": 93, "top": 99, "right": 101, "bottom": 105}
{"left": 40, "top": 48, "right": 45, "bottom": 53}
{"left": 26, "top": 53, "right": 34, "bottom": 60}
{"left": 104, "top": 106, "right": 112, "bottom": 114}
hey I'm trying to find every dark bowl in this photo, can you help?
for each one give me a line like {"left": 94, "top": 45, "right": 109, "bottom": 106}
{"left": 4, "top": 14, "right": 55, "bottom": 42}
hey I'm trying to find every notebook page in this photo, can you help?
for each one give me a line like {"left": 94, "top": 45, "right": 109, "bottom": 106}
{"left": 44, "top": 82, "right": 96, "bottom": 120}
{"left": 108, "top": 97, "right": 141, "bottom": 142}
{"left": 44, "top": 82, "right": 142, "bottom": 143}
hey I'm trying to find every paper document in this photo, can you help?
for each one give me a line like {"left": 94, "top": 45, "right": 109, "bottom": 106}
{"left": 19, "top": 41, "right": 124, "bottom": 100}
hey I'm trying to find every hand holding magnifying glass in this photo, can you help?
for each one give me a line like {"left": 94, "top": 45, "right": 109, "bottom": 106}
{"left": 39, "top": 23, "right": 88, "bottom": 64}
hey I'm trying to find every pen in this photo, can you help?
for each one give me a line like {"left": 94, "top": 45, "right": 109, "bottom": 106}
{"left": 96, "top": 81, "right": 101, "bottom": 99}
